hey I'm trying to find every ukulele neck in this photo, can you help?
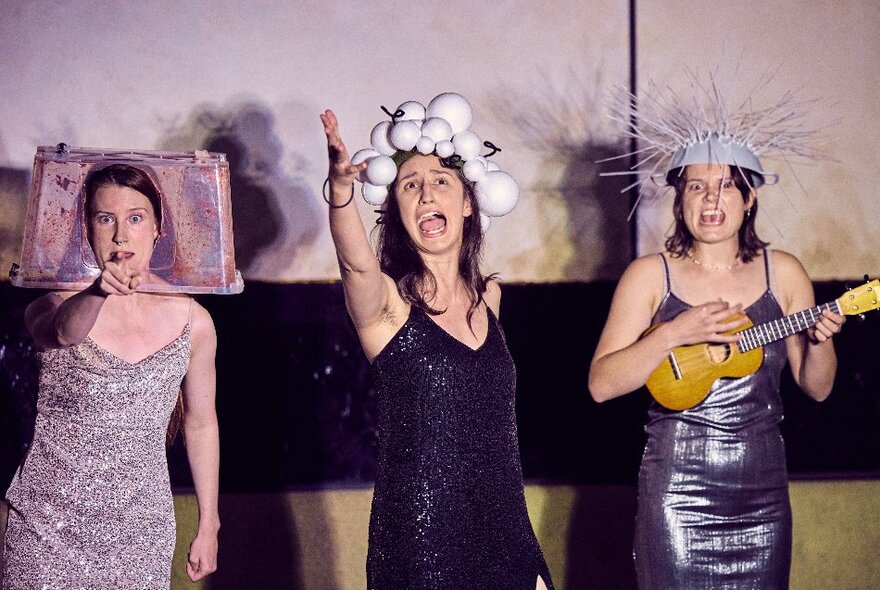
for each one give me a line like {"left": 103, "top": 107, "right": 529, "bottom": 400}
{"left": 738, "top": 301, "right": 841, "bottom": 353}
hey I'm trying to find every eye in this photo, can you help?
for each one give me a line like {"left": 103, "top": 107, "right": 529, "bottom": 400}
{"left": 96, "top": 214, "right": 114, "bottom": 225}
{"left": 436, "top": 177, "right": 449, "bottom": 185}
{"left": 130, "top": 213, "right": 144, "bottom": 223}
{"left": 403, "top": 180, "right": 418, "bottom": 190}
{"left": 686, "top": 182, "right": 704, "bottom": 191}
{"left": 721, "top": 179, "right": 734, "bottom": 189}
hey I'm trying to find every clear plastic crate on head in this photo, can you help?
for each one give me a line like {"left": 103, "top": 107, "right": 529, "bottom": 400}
{"left": 11, "top": 144, "right": 243, "bottom": 294}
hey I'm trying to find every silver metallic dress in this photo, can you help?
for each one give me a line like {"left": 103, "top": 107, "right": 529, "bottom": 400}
{"left": 3, "top": 323, "right": 189, "bottom": 590}
{"left": 368, "top": 306, "right": 553, "bottom": 589}
{"left": 634, "top": 252, "right": 792, "bottom": 589}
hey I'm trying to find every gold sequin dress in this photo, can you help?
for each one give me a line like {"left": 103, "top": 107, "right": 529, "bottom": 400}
{"left": 3, "top": 324, "right": 190, "bottom": 590}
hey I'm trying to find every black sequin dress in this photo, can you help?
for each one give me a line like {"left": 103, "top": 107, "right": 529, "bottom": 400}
{"left": 634, "top": 253, "right": 792, "bottom": 589}
{"left": 367, "top": 306, "right": 553, "bottom": 589}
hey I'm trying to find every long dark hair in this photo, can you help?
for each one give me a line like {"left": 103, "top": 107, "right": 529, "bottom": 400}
{"left": 664, "top": 165, "right": 768, "bottom": 263}
{"left": 376, "top": 160, "right": 490, "bottom": 329}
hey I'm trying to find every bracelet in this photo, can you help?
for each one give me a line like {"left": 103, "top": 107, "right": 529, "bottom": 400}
{"left": 323, "top": 178, "right": 355, "bottom": 208}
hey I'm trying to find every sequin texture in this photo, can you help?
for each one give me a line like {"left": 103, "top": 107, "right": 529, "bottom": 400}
{"left": 3, "top": 325, "right": 190, "bottom": 590}
{"left": 367, "top": 307, "right": 553, "bottom": 589}
{"left": 635, "top": 254, "right": 792, "bottom": 589}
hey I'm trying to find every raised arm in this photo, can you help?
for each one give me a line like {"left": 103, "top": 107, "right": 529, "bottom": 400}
{"left": 774, "top": 251, "right": 842, "bottom": 401}
{"left": 180, "top": 302, "right": 220, "bottom": 581}
{"left": 320, "top": 110, "right": 394, "bottom": 331}
{"left": 25, "top": 256, "right": 143, "bottom": 350}
{"left": 588, "top": 256, "right": 746, "bottom": 402}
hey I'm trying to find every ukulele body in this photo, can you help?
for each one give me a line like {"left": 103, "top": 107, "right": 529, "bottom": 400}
{"left": 644, "top": 313, "right": 764, "bottom": 410}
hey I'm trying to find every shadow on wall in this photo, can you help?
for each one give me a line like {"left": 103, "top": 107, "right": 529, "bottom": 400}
{"left": 0, "top": 166, "right": 30, "bottom": 288}
{"left": 488, "top": 74, "right": 633, "bottom": 281}
{"left": 558, "top": 144, "right": 632, "bottom": 280}
{"left": 204, "top": 494, "right": 307, "bottom": 590}
{"left": 159, "top": 100, "right": 321, "bottom": 280}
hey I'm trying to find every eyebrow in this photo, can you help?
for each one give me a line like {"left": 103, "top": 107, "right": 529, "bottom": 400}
{"left": 93, "top": 207, "right": 150, "bottom": 215}
{"left": 399, "top": 169, "right": 453, "bottom": 182}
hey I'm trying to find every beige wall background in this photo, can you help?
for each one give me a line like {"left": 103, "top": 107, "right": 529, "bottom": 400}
{"left": 2, "top": 1, "right": 875, "bottom": 283}
{"left": 5, "top": 482, "right": 878, "bottom": 589}
{"left": 634, "top": 1, "right": 880, "bottom": 279}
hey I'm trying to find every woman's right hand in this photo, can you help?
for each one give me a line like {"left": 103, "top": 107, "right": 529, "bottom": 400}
{"left": 93, "top": 253, "right": 142, "bottom": 296}
{"left": 662, "top": 300, "right": 748, "bottom": 348}
{"left": 320, "top": 110, "right": 366, "bottom": 188}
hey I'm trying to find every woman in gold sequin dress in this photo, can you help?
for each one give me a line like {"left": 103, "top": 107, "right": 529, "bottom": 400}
{"left": 3, "top": 164, "right": 219, "bottom": 589}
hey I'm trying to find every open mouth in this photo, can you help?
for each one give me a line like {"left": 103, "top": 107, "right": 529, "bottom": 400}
{"left": 418, "top": 212, "right": 447, "bottom": 236}
{"left": 699, "top": 209, "right": 725, "bottom": 225}
{"left": 111, "top": 251, "right": 135, "bottom": 261}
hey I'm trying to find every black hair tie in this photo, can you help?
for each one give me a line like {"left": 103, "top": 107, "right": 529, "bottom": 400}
{"left": 482, "top": 141, "right": 501, "bottom": 157}
{"left": 381, "top": 106, "right": 406, "bottom": 121}
{"left": 322, "top": 177, "right": 355, "bottom": 208}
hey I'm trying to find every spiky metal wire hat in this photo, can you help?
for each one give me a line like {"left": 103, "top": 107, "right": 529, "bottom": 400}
{"left": 603, "top": 70, "right": 826, "bottom": 208}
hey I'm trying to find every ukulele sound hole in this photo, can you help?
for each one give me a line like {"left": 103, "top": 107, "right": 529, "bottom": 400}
{"left": 706, "top": 343, "right": 732, "bottom": 364}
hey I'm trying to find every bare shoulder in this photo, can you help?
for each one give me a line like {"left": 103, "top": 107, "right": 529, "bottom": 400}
{"left": 768, "top": 249, "right": 814, "bottom": 312}
{"left": 769, "top": 249, "right": 808, "bottom": 276}
{"left": 619, "top": 253, "right": 667, "bottom": 295}
{"left": 188, "top": 298, "right": 217, "bottom": 346}
{"left": 769, "top": 249, "right": 812, "bottom": 290}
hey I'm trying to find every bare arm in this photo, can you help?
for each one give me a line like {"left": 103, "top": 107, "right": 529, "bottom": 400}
{"left": 25, "top": 257, "right": 144, "bottom": 349}
{"left": 775, "top": 251, "right": 842, "bottom": 401}
{"left": 320, "top": 110, "right": 393, "bottom": 330}
{"left": 181, "top": 302, "right": 220, "bottom": 582}
{"left": 588, "top": 256, "right": 746, "bottom": 402}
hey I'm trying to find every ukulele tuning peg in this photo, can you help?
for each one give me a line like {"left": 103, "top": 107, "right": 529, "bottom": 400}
{"left": 858, "top": 313, "right": 866, "bottom": 322}
{"left": 865, "top": 274, "right": 871, "bottom": 283}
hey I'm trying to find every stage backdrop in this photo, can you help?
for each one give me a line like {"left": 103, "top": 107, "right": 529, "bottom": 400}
{"left": 0, "top": 0, "right": 631, "bottom": 283}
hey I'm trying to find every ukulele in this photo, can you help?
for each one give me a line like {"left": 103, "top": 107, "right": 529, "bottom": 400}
{"left": 643, "top": 279, "right": 880, "bottom": 411}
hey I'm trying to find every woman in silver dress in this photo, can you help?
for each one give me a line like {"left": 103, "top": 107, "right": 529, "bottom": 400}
{"left": 3, "top": 164, "right": 219, "bottom": 589}
{"left": 589, "top": 152, "right": 844, "bottom": 587}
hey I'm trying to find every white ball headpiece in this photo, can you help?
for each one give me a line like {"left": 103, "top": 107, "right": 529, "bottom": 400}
{"left": 355, "top": 92, "right": 520, "bottom": 227}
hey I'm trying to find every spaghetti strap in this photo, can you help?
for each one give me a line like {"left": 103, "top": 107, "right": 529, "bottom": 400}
{"left": 187, "top": 297, "right": 195, "bottom": 325}
{"left": 658, "top": 253, "right": 672, "bottom": 296}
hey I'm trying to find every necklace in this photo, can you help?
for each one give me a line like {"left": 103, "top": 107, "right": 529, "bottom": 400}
{"left": 685, "top": 249, "right": 740, "bottom": 271}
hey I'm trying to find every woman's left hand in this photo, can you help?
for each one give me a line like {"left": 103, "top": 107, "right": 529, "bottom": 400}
{"left": 186, "top": 531, "right": 219, "bottom": 581}
{"left": 808, "top": 308, "right": 846, "bottom": 344}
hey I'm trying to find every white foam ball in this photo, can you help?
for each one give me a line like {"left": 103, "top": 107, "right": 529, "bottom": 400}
{"left": 420, "top": 117, "right": 453, "bottom": 143}
{"left": 479, "top": 213, "right": 492, "bottom": 232}
{"left": 395, "top": 101, "right": 426, "bottom": 122}
{"left": 390, "top": 120, "right": 421, "bottom": 151}
{"left": 370, "top": 121, "right": 396, "bottom": 156}
{"left": 475, "top": 170, "right": 519, "bottom": 217}
{"left": 362, "top": 183, "right": 389, "bottom": 206}
{"left": 365, "top": 155, "right": 397, "bottom": 186}
{"left": 426, "top": 93, "right": 473, "bottom": 135}
{"left": 452, "top": 130, "right": 482, "bottom": 161}
{"left": 351, "top": 148, "right": 379, "bottom": 182}
{"left": 463, "top": 158, "right": 487, "bottom": 182}
{"left": 435, "top": 140, "right": 455, "bottom": 158}
{"left": 416, "top": 136, "right": 435, "bottom": 155}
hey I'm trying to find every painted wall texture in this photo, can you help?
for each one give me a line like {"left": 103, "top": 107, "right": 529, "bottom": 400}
{"left": 0, "top": 1, "right": 876, "bottom": 283}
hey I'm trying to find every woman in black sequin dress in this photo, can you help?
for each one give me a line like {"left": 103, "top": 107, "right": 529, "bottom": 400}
{"left": 321, "top": 109, "right": 553, "bottom": 589}
{"left": 589, "top": 161, "right": 845, "bottom": 588}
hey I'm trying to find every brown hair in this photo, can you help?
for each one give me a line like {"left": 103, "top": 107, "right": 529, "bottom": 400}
{"left": 664, "top": 165, "right": 768, "bottom": 263}
{"left": 375, "top": 157, "right": 490, "bottom": 330}
{"left": 84, "top": 164, "right": 163, "bottom": 231}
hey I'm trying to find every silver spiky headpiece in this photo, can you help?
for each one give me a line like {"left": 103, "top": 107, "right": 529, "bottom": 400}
{"left": 604, "top": 69, "right": 826, "bottom": 201}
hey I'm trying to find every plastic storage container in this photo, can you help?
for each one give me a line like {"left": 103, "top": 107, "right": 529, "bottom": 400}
{"left": 10, "top": 144, "right": 243, "bottom": 294}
